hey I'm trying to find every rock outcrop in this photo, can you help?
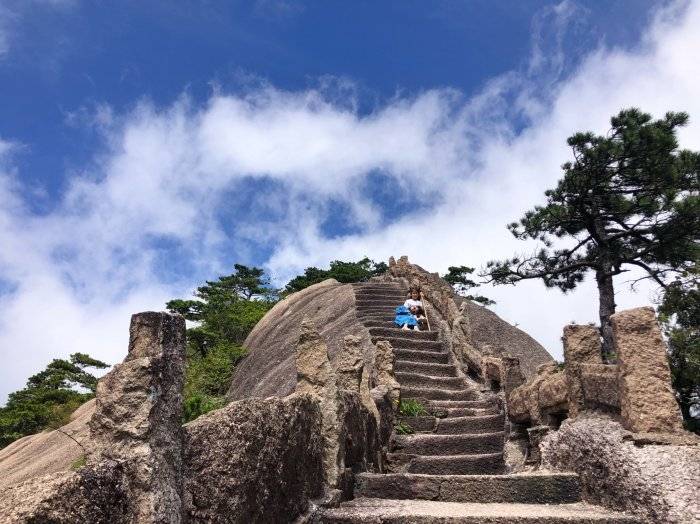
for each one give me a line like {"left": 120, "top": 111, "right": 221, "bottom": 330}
{"left": 0, "top": 398, "right": 95, "bottom": 493}
{"left": 542, "top": 414, "right": 700, "bottom": 524}
{"left": 183, "top": 394, "right": 324, "bottom": 522}
{"left": 89, "top": 311, "right": 186, "bottom": 523}
{"left": 228, "top": 279, "right": 376, "bottom": 400}
{"left": 612, "top": 307, "right": 684, "bottom": 433}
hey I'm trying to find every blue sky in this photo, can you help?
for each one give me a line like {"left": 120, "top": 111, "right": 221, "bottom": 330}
{"left": 1, "top": 0, "right": 699, "bottom": 402}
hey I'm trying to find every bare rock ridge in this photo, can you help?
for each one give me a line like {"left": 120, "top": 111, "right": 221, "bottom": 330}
{"left": 228, "top": 259, "right": 552, "bottom": 401}
{"left": 318, "top": 279, "right": 635, "bottom": 523}
{"left": 0, "top": 257, "right": 696, "bottom": 523}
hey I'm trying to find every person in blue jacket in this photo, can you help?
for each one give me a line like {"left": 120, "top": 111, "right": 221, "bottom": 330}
{"left": 394, "top": 305, "right": 418, "bottom": 330}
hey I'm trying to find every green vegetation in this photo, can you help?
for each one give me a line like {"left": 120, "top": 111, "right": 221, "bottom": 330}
{"left": 485, "top": 108, "right": 699, "bottom": 358}
{"left": 394, "top": 421, "right": 414, "bottom": 435}
{"left": 443, "top": 266, "right": 495, "bottom": 306}
{"left": 658, "top": 273, "right": 700, "bottom": 433}
{"left": 284, "top": 257, "right": 387, "bottom": 294}
{"left": 398, "top": 398, "right": 427, "bottom": 417}
{"left": 71, "top": 455, "right": 87, "bottom": 470}
{"left": 0, "top": 353, "right": 109, "bottom": 449}
{"left": 167, "top": 265, "right": 277, "bottom": 422}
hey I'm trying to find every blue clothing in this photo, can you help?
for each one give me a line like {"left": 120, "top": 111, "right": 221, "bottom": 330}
{"left": 394, "top": 305, "right": 418, "bottom": 327}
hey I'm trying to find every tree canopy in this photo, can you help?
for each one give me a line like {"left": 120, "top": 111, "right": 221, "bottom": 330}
{"left": 0, "top": 353, "right": 109, "bottom": 448}
{"left": 443, "top": 266, "right": 495, "bottom": 306}
{"left": 658, "top": 271, "right": 700, "bottom": 432}
{"left": 484, "top": 108, "right": 700, "bottom": 356}
{"left": 284, "top": 257, "right": 388, "bottom": 294}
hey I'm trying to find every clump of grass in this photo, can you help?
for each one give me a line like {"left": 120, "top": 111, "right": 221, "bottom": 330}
{"left": 398, "top": 399, "right": 427, "bottom": 417}
{"left": 394, "top": 421, "right": 414, "bottom": 435}
{"left": 70, "top": 455, "right": 86, "bottom": 470}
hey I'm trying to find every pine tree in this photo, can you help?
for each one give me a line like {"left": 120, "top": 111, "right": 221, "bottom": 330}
{"left": 485, "top": 109, "right": 700, "bottom": 356}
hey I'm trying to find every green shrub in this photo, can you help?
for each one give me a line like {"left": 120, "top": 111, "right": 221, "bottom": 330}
{"left": 398, "top": 399, "right": 427, "bottom": 417}
{"left": 394, "top": 421, "right": 414, "bottom": 434}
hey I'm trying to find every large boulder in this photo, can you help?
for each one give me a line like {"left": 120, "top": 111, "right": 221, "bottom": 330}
{"left": 183, "top": 393, "right": 324, "bottom": 523}
{"left": 542, "top": 414, "right": 700, "bottom": 523}
{"left": 0, "top": 399, "right": 95, "bottom": 494}
{"left": 228, "top": 279, "right": 375, "bottom": 399}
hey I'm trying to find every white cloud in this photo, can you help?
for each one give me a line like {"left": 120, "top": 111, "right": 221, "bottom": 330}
{"left": 1, "top": 1, "right": 700, "bottom": 402}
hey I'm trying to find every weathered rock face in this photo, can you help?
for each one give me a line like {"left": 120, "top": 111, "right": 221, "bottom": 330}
{"left": 336, "top": 335, "right": 364, "bottom": 392}
{"left": 0, "top": 398, "right": 95, "bottom": 494}
{"left": 563, "top": 324, "right": 602, "bottom": 365}
{"left": 89, "top": 311, "right": 186, "bottom": 524}
{"left": 611, "top": 307, "right": 684, "bottom": 433}
{"left": 0, "top": 462, "right": 129, "bottom": 524}
{"left": 295, "top": 318, "right": 343, "bottom": 487}
{"left": 228, "top": 279, "right": 376, "bottom": 400}
{"left": 373, "top": 340, "right": 400, "bottom": 405}
{"left": 387, "top": 257, "right": 553, "bottom": 380}
{"left": 542, "top": 414, "right": 700, "bottom": 524}
{"left": 507, "top": 364, "right": 567, "bottom": 426}
{"left": 183, "top": 393, "right": 324, "bottom": 523}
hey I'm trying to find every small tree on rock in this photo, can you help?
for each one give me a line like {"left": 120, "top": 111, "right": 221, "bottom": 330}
{"left": 484, "top": 108, "right": 699, "bottom": 357}
{"left": 443, "top": 266, "right": 495, "bottom": 306}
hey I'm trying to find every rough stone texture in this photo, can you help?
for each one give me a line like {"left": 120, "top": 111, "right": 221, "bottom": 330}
{"left": 507, "top": 364, "right": 567, "bottom": 426}
{"left": 374, "top": 340, "right": 400, "bottom": 405}
{"left": 295, "top": 317, "right": 343, "bottom": 487}
{"left": 228, "top": 279, "right": 376, "bottom": 400}
{"left": 336, "top": 335, "right": 364, "bottom": 392}
{"left": 89, "top": 311, "right": 186, "bottom": 524}
{"left": 183, "top": 393, "right": 324, "bottom": 523}
{"left": 563, "top": 325, "right": 602, "bottom": 365}
{"left": 563, "top": 324, "right": 619, "bottom": 419}
{"left": 0, "top": 461, "right": 130, "bottom": 524}
{"left": 482, "top": 356, "right": 503, "bottom": 389}
{"left": 541, "top": 413, "right": 700, "bottom": 524}
{"left": 371, "top": 385, "right": 395, "bottom": 458}
{"left": 320, "top": 497, "right": 637, "bottom": 522}
{"left": 611, "top": 307, "right": 684, "bottom": 433}
{"left": 0, "top": 398, "right": 95, "bottom": 493}
{"left": 388, "top": 256, "right": 553, "bottom": 380}
{"left": 525, "top": 425, "right": 550, "bottom": 465}
{"left": 502, "top": 356, "right": 526, "bottom": 398}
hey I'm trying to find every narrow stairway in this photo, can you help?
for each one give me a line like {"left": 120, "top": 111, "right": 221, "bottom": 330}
{"left": 318, "top": 281, "right": 635, "bottom": 523}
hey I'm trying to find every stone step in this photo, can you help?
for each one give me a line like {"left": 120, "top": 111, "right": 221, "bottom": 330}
{"left": 354, "top": 472, "right": 582, "bottom": 504}
{"left": 372, "top": 337, "right": 443, "bottom": 351}
{"left": 389, "top": 452, "right": 505, "bottom": 475}
{"left": 319, "top": 499, "right": 636, "bottom": 523}
{"left": 397, "top": 416, "right": 437, "bottom": 433}
{"left": 353, "top": 284, "right": 406, "bottom": 291}
{"left": 369, "top": 327, "right": 438, "bottom": 341}
{"left": 436, "top": 414, "right": 505, "bottom": 434}
{"left": 392, "top": 432, "right": 504, "bottom": 455}
{"left": 395, "top": 372, "right": 466, "bottom": 390}
{"left": 428, "top": 400, "right": 493, "bottom": 409}
{"left": 360, "top": 319, "right": 398, "bottom": 329}
{"left": 442, "top": 406, "right": 499, "bottom": 417}
{"left": 395, "top": 361, "right": 458, "bottom": 377}
{"left": 355, "top": 291, "right": 408, "bottom": 300}
{"left": 402, "top": 386, "right": 478, "bottom": 401}
{"left": 395, "top": 349, "right": 450, "bottom": 364}
{"left": 356, "top": 299, "right": 405, "bottom": 307}
{"left": 356, "top": 310, "right": 395, "bottom": 318}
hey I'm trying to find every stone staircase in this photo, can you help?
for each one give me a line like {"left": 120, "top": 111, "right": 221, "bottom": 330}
{"left": 318, "top": 281, "right": 636, "bottom": 523}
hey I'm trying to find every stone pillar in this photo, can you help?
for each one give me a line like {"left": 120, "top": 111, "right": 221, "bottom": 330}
{"left": 295, "top": 318, "right": 342, "bottom": 487}
{"left": 611, "top": 307, "right": 683, "bottom": 433}
{"left": 373, "top": 340, "right": 400, "bottom": 405}
{"left": 563, "top": 324, "right": 602, "bottom": 418}
{"left": 89, "top": 311, "right": 186, "bottom": 524}
{"left": 525, "top": 425, "right": 550, "bottom": 465}
{"left": 502, "top": 356, "right": 525, "bottom": 399}
{"left": 336, "top": 335, "right": 364, "bottom": 392}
